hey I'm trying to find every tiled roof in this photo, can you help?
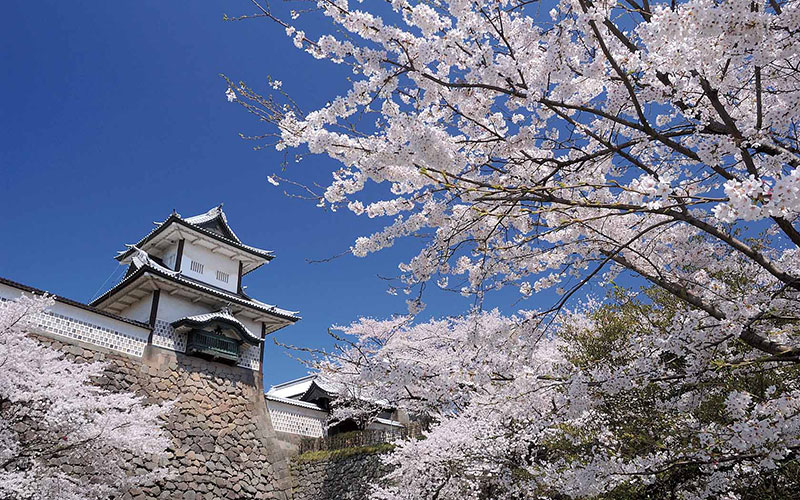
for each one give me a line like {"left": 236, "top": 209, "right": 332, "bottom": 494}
{"left": 317, "top": 377, "right": 339, "bottom": 392}
{"left": 269, "top": 374, "right": 340, "bottom": 401}
{"left": 299, "top": 378, "right": 394, "bottom": 409}
{"left": 172, "top": 308, "right": 261, "bottom": 344}
{"left": 267, "top": 374, "right": 317, "bottom": 399}
{"left": 90, "top": 262, "right": 300, "bottom": 322}
{"left": 264, "top": 394, "right": 327, "bottom": 411}
{"left": 183, "top": 205, "right": 242, "bottom": 243}
{"left": 115, "top": 206, "right": 274, "bottom": 266}
{"left": 305, "top": 378, "right": 339, "bottom": 397}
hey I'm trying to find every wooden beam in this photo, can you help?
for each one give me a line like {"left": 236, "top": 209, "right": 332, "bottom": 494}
{"left": 237, "top": 261, "right": 244, "bottom": 294}
{"left": 259, "top": 322, "right": 266, "bottom": 370}
{"left": 174, "top": 239, "right": 185, "bottom": 272}
{"left": 147, "top": 290, "right": 161, "bottom": 343}
{"left": 141, "top": 279, "right": 159, "bottom": 292}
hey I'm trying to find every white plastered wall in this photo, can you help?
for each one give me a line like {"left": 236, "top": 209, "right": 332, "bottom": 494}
{"left": 155, "top": 292, "right": 213, "bottom": 323}
{"left": 179, "top": 241, "right": 239, "bottom": 293}
{"left": 0, "top": 282, "right": 150, "bottom": 357}
{"left": 117, "top": 292, "right": 154, "bottom": 323}
{"left": 266, "top": 398, "right": 328, "bottom": 438}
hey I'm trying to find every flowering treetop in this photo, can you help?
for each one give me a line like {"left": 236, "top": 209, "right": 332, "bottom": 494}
{"left": 229, "top": 0, "right": 800, "bottom": 497}
{"left": 234, "top": 0, "right": 799, "bottom": 357}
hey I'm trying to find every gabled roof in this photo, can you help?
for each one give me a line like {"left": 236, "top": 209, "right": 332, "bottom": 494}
{"left": 183, "top": 205, "right": 242, "bottom": 243}
{"left": 90, "top": 257, "right": 300, "bottom": 323}
{"left": 267, "top": 374, "right": 317, "bottom": 399}
{"left": 267, "top": 374, "right": 341, "bottom": 402}
{"left": 115, "top": 206, "right": 274, "bottom": 274}
{"left": 295, "top": 376, "right": 394, "bottom": 410}
{"left": 172, "top": 307, "right": 262, "bottom": 344}
{"left": 300, "top": 379, "right": 338, "bottom": 403}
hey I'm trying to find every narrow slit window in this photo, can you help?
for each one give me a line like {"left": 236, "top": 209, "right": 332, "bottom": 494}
{"left": 190, "top": 260, "right": 204, "bottom": 274}
{"left": 216, "top": 270, "right": 230, "bottom": 283}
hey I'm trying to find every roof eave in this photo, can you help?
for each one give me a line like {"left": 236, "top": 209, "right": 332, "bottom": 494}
{"left": 300, "top": 381, "right": 337, "bottom": 402}
{"left": 115, "top": 216, "right": 275, "bottom": 264}
{"left": 91, "top": 265, "right": 301, "bottom": 323}
{"left": 265, "top": 394, "right": 327, "bottom": 411}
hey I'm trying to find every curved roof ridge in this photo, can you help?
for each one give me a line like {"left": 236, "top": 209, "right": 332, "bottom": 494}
{"left": 129, "top": 246, "right": 179, "bottom": 276}
{"left": 114, "top": 209, "right": 274, "bottom": 270}
{"left": 183, "top": 205, "right": 243, "bottom": 244}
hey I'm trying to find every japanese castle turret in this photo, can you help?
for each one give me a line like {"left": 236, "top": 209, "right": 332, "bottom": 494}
{"left": 0, "top": 205, "right": 305, "bottom": 497}
{"left": 0, "top": 205, "right": 409, "bottom": 497}
{"left": 90, "top": 205, "right": 300, "bottom": 370}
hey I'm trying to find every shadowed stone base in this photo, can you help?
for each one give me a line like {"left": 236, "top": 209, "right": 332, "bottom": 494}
{"left": 290, "top": 453, "right": 391, "bottom": 500}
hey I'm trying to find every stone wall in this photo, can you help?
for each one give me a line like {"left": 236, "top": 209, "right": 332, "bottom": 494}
{"left": 36, "top": 335, "right": 294, "bottom": 500}
{"left": 25, "top": 332, "right": 393, "bottom": 500}
{"left": 290, "top": 452, "right": 392, "bottom": 500}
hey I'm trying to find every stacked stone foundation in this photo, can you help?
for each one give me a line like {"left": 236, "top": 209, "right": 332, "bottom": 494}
{"left": 290, "top": 453, "right": 392, "bottom": 500}
{"left": 23, "top": 331, "right": 394, "bottom": 500}
{"left": 37, "top": 335, "right": 293, "bottom": 500}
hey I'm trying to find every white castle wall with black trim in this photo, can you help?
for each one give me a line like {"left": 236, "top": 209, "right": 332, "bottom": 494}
{"left": 0, "top": 280, "right": 151, "bottom": 358}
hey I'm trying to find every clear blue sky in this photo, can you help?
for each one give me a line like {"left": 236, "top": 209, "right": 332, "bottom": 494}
{"left": 0, "top": 1, "right": 575, "bottom": 387}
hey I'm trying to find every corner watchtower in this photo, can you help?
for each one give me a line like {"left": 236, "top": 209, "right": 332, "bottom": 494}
{"left": 90, "top": 205, "right": 300, "bottom": 370}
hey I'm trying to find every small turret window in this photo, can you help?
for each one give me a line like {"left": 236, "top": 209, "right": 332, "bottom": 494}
{"left": 190, "top": 260, "right": 204, "bottom": 274}
{"left": 216, "top": 270, "right": 229, "bottom": 283}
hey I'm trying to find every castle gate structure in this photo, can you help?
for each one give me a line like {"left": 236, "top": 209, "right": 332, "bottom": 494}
{"left": 0, "top": 206, "right": 303, "bottom": 499}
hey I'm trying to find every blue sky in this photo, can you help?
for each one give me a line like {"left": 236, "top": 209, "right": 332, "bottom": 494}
{"left": 0, "top": 1, "right": 580, "bottom": 387}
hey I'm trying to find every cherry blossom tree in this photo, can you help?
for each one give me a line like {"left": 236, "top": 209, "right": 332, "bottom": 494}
{"left": 319, "top": 287, "right": 799, "bottom": 498}
{"left": 228, "top": 0, "right": 800, "bottom": 497}
{"left": 0, "top": 295, "right": 170, "bottom": 500}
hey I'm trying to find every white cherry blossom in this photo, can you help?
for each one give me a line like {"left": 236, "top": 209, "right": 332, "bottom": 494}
{"left": 230, "top": 0, "right": 800, "bottom": 497}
